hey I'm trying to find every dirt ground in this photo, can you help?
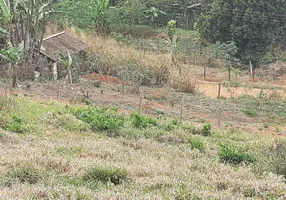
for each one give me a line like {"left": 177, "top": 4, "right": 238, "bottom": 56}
{"left": 0, "top": 70, "right": 285, "bottom": 137}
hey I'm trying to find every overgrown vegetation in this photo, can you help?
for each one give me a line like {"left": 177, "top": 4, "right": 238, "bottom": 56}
{"left": 219, "top": 144, "right": 256, "bottom": 165}
{"left": 73, "top": 106, "right": 125, "bottom": 132}
{"left": 0, "top": 96, "right": 285, "bottom": 199}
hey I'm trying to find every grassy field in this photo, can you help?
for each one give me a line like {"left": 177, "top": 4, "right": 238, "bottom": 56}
{"left": 0, "top": 95, "right": 285, "bottom": 199}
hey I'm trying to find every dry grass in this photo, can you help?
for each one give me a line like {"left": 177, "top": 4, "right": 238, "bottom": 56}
{"left": 0, "top": 96, "right": 285, "bottom": 199}
{"left": 0, "top": 130, "right": 285, "bottom": 199}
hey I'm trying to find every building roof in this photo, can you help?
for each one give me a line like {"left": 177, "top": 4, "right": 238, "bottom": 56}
{"left": 40, "top": 31, "right": 87, "bottom": 61}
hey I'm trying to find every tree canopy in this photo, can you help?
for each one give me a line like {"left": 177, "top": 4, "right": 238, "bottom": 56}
{"left": 196, "top": 0, "right": 286, "bottom": 65}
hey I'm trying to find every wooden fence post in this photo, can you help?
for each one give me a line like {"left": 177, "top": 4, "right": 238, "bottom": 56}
{"left": 180, "top": 94, "right": 184, "bottom": 122}
{"left": 57, "top": 83, "right": 60, "bottom": 101}
{"left": 218, "top": 82, "right": 221, "bottom": 99}
{"left": 218, "top": 107, "right": 222, "bottom": 129}
{"left": 228, "top": 64, "right": 231, "bottom": 81}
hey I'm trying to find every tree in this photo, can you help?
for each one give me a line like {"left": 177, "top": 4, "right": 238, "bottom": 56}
{"left": 0, "top": 0, "right": 55, "bottom": 86}
{"left": 196, "top": 0, "right": 286, "bottom": 66}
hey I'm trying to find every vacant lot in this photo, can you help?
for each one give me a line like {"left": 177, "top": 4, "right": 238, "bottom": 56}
{"left": 0, "top": 92, "right": 285, "bottom": 199}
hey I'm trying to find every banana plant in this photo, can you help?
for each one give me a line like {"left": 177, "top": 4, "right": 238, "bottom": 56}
{"left": 144, "top": 7, "right": 166, "bottom": 28}
{"left": 0, "top": 40, "right": 24, "bottom": 87}
{"left": 58, "top": 51, "right": 73, "bottom": 85}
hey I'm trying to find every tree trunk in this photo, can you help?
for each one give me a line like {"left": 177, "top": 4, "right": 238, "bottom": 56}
{"left": 11, "top": 65, "right": 18, "bottom": 88}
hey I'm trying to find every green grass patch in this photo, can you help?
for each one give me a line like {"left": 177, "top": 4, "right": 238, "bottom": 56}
{"left": 83, "top": 166, "right": 128, "bottom": 185}
{"left": 242, "top": 107, "right": 258, "bottom": 117}
{"left": 5, "top": 164, "right": 45, "bottom": 184}
{"left": 130, "top": 113, "right": 157, "bottom": 129}
{"left": 188, "top": 137, "right": 205, "bottom": 151}
{"left": 219, "top": 144, "right": 256, "bottom": 165}
{"left": 73, "top": 106, "right": 125, "bottom": 132}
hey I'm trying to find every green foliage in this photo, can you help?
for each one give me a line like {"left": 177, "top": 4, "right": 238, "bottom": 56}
{"left": 83, "top": 166, "right": 128, "bottom": 185}
{"left": 167, "top": 20, "right": 176, "bottom": 42}
{"left": 106, "top": 0, "right": 151, "bottom": 28}
{"left": 189, "top": 137, "right": 205, "bottom": 151}
{"left": 55, "top": 0, "right": 110, "bottom": 29}
{"left": 242, "top": 107, "right": 258, "bottom": 117}
{"left": 73, "top": 106, "right": 125, "bottom": 132}
{"left": 130, "top": 113, "right": 157, "bottom": 129}
{"left": 7, "top": 115, "right": 26, "bottom": 133}
{"left": 0, "top": 40, "right": 23, "bottom": 64}
{"left": 201, "top": 122, "right": 212, "bottom": 136}
{"left": 197, "top": 0, "right": 286, "bottom": 65}
{"left": 6, "top": 164, "right": 44, "bottom": 184}
{"left": 144, "top": 6, "right": 166, "bottom": 28}
{"left": 163, "top": 119, "right": 179, "bottom": 131}
{"left": 219, "top": 144, "right": 256, "bottom": 165}
{"left": 213, "top": 41, "right": 239, "bottom": 62}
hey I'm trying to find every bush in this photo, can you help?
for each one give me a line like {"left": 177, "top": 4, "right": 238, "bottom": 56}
{"left": 83, "top": 167, "right": 128, "bottom": 185}
{"left": 131, "top": 113, "right": 157, "bottom": 129}
{"left": 6, "top": 164, "right": 44, "bottom": 184}
{"left": 163, "top": 119, "right": 179, "bottom": 131}
{"left": 201, "top": 122, "right": 212, "bottom": 136}
{"left": 219, "top": 144, "right": 256, "bottom": 165}
{"left": 73, "top": 107, "right": 125, "bottom": 132}
{"left": 189, "top": 137, "right": 205, "bottom": 151}
{"left": 7, "top": 115, "right": 27, "bottom": 133}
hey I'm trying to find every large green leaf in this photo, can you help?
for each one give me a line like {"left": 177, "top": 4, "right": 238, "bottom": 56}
{"left": 0, "top": 0, "right": 11, "bottom": 22}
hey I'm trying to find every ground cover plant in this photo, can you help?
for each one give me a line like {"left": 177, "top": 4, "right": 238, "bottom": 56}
{"left": 0, "top": 95, "right": 285, "bottom": 199}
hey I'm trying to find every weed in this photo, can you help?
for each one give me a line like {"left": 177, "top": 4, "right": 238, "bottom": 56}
{"left": 7, "top": 115, "right": 27, "bottom": 133}
{"left": 162, "top": 119, "right": 179, "bottom": 131}
{"left": 263, "top": 123, "right": 269, "bottom": 128}
{"left": 50, "top": 113, "right": 90, "bottom": 132}
{"left": 189, "top": 137, "right": 205, "bottom": 151}
{"left": 130, "top": 113, "right": 157, "bottom": 129}
{"left": 6, "top": 164, "right": 44, "bottom": 184}
{"left": 83, "top": 166, "right": 128, "bottom": 185}
{"left": 268, "top": 140, "right": 286, "bottom": 179}
{"left": 219, "top": 144, "right": 256, "bottom": 165}
{"left": 73, "top": 106, "right": 125, "bottom": 132}
{"left": 186, "top": 122, "right": 212, "bottom": 136}
{"left": 242, "top": 107, "right": 258, "bottom": 117}
{"left": 201, "top": 122, "right": 212, "bottom": 136}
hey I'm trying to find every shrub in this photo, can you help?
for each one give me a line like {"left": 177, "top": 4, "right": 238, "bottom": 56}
{"left": 162, "top": 119, "right": 179, "bottom": 131}
{"left": 189, "top": 137, "right": 205, "bottom": 151}
{"left": 219, "top": 144, "right": 256, "bottom": 165}
{"left": 7, "top": 115, "right": 27, "bottom": 133}
{"left": 131, "top": 113, "right": 157, "bottom": 129}
{"left": 73, "top": 107, "right": 125, "bottom": 132}
{"left": 6, "top": 164, "right": 44, "bottom": 184}
{"left": 83, "top": 167, "right": 128, "bottom": 185}
{"left": 201, "top": 122, "right": 212, "bottom": 136}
